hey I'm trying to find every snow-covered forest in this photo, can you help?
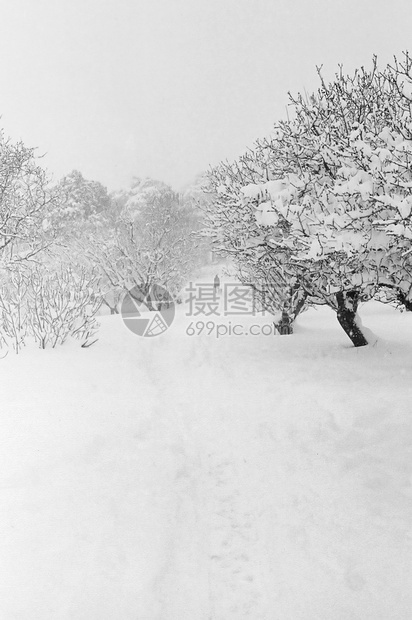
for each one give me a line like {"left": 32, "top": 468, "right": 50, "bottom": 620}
{"left": 1, "top": 51, "right": 412, "bottom": 619}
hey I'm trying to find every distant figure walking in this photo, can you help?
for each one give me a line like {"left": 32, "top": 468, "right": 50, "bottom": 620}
{"left": 214, "top": 274, "right": 220, "bottom": 294}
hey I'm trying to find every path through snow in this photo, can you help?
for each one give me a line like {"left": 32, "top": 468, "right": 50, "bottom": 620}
{"left": 0, "top": 292, "right": 411, "bottom": 618}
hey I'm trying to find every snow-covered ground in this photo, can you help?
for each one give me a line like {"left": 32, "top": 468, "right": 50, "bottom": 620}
{"left": 1, "top": 278, "right": 412, "bottom": 619}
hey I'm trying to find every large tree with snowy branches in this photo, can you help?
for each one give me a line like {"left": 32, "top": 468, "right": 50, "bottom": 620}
{"left": 205, "top": 52, "right": 412, "bottom": 346}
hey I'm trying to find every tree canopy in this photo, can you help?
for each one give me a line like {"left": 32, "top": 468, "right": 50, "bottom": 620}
{"left": 204, "top": 52, "right": 412, "bottom": 345}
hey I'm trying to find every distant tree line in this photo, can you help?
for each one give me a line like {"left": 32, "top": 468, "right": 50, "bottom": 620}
{"left": 0, "top": 140, "right": 209, "bottom": 351}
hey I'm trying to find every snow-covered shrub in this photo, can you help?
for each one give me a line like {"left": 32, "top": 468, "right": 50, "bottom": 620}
{"left": 26, "top": 264, "right": 102, "bottom": 349}
{"left": 0, "top": 264, "right": 102, "bottom": 352}
{"left": 0, "top": 268, "right": 30, "bottom": 353}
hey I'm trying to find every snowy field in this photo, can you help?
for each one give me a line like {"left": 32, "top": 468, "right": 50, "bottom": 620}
{"left": 0, "top": 285, "right": 412, "bottom": 619}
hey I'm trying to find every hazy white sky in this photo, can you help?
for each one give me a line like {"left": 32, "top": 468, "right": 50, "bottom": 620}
{"left": 0, "top": 0, "right": 410, "bottom": 191}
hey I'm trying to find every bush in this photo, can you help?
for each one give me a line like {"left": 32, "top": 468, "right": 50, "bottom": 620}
{"left": 0, "top": 264, "right": 102, "bottom": 353}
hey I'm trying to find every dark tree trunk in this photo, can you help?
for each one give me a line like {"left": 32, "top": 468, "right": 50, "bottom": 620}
{"left": 397, "top": 291, "right": 412, "bottom": 311}
{"left": 102, "top": 299, "right": 119, "bottom": 315}
{"left": 336, "top": 290, "right": 368, "bottom": 347}
{"left": 274, "top": 310, "right": 293, "bottom": 335}
{"left": 293, "top": 291, "right": 308, "bottom": 320}
{"left": 273, "top": 290, "right": 308, "bottom": 335}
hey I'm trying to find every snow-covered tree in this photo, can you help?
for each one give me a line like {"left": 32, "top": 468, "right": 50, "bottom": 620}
{"left": 205, "top": 53, "right": 412, "bottom": 346}
{"left": 50, "top": 170, "right": 113, "bottom": 239}
{"left": 86, "top": 181, "right": 203, "bottom": 309}
{"left": 204, "top": 153, "right": 311, "bottom": 334}
{"left": 0, "top": 133, "right": 58, "bottom": 264}
{"left": 111, "top": 176, "right": 171, "bottom": 221}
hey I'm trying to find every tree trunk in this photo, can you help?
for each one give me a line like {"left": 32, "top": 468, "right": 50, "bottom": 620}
{"left": 274, "top": 310, "right": 293, "bottom": 335}
{"left": 397, "top": 290, "right": 412, "bottom": 311}
{"left": 292, "top": 290, "right": 308, "bottom": 320}
{"left": 102, "top": 298, "right": 119, "bottom": 315}
{"left": 336, "top": 290, "right": 368, "bottom": 347}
